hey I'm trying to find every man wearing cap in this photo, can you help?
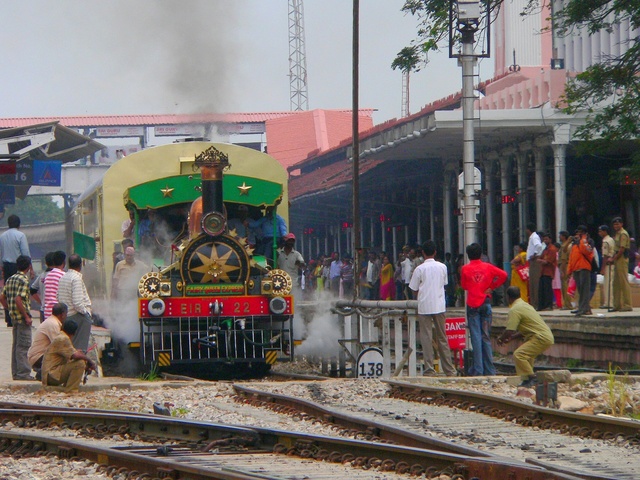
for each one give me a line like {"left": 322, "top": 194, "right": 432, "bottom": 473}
{"left": 277, "top": 233, "right": 305, "bottom": 296}
{"left": 608, "top": 217, "right": 633, "bottom": 312}
{"left": 598, "top": 225, "right": 615, "bottom": 310}
{"left": 567, "top": 226, "right": 593, "bottom": 316}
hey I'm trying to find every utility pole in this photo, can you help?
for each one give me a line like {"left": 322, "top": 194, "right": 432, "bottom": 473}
{"left": 288, "top": 0, "right": 309, "bottom": 111}
{"left": 452, "top": 0, "right": 483, "bottom": 251}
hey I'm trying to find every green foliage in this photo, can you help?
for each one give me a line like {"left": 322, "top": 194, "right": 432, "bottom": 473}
{"left": 606, "top": 363, "right": 630, "bottom": 417}
{"left": 139, "top": 363, "right": 162, "bottom": 382}
{"left": 4, "top": 196, "right": 64, "bottom": 226}
{"left": 394, "top": 0, "right": 500, "bottom": 70}
{"left": 397, "top": 0, "right": 640, "bottom": 150}
{"left": 171, "top": 406, "right": 190, "bottom": 417}
{"left": 565, "top": 358, "right": 581, "bottom": 369}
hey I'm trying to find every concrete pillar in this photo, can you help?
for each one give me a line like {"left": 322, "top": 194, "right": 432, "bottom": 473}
{"left": 516, "top": 152, "right": 528, "bottom": 242}
{"left": 392, "top": 227, "right": 398, "bottom": 261}
{"left": 429, "top": 186, "right": 435, "bottom": 243}
{"left": 534, "top": 149, "right": 547, "bottom": 232}
{"left": 370, "top": 216, "right": 375, "bottom": 249}
{"left": 416, "top": 208, "right": 422, "bottom": 246}
{"left": 552, "top": 143, "right": 567, "bottom": 235}
{"left": 500, "top": 157, "right": 513, "bottom": 267}
{"left": 443, "top": 171, "right": 453, "bottom": 256}
{"left": 553, "top": 124, "right": 570, "bottom": 234}
{"left": 484, "top": 159, "right": 497, "bottom": 264}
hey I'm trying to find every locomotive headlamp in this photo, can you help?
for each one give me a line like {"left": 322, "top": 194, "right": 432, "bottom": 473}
{"left": 202, "top": 211, "right": 226, "bottom": 236}
{"left": 148, "top": 298, "right": 166, "bottom": 316}
{"left": 269, "top": 296, "right": 288, "bottom": 315}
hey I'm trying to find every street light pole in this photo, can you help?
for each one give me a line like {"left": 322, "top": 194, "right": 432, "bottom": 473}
{"left": 457, "top": 0, "right": 481, "bottom": 251}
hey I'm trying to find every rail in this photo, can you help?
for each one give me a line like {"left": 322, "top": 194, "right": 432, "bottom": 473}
{"left": 0, "top": 403, "right": 583, "bottom": 480}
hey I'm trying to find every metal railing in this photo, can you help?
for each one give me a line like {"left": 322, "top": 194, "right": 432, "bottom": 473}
{"left": 333, "top": 299, "right": 423, "bottom": 378}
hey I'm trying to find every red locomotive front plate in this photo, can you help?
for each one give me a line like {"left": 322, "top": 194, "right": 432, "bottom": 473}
{"left": 140, "top": 295, "right": 294, "bottom": 318}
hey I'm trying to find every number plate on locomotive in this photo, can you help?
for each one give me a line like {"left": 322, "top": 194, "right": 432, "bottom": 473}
{"left": 140, "top": 295, "right": 293, "bottom": 317}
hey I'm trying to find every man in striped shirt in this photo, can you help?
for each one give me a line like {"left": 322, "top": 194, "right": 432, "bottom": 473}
{"left": 43, "top": 251, "right": 66, "bottom": 318}
{"left": 57, "top": 254, "right": 92, "bottom": 352}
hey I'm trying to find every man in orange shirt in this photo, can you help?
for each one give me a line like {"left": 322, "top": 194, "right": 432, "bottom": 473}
{"left": 567, "top": 225, "right": 593, "bottom": 316}
{"left": 460, "top": 243, "right": 508, "bottom": 376}
{"left": 537, "top": 233, "right": 558, "bottom": 311}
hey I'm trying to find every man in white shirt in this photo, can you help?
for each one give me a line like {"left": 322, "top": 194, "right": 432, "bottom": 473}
{"left": 57, "top": 254, "right": 92, "bottom": 352}
{"left": 526, "top": 223, "right": 544, "bottom": 309}
{"left": 409, "top": 240, "right": 456, "bottom": 376}
{"left": 277, "top": 233, "right": 305, "bottom": 297}
{"left": 401, "top": 252, "right": 414, "bottom": 300}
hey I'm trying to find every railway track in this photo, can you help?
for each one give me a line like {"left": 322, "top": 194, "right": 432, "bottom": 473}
{"left": 0, "top": 403, "right": 580, "bottom": 479}
{"left": 384, "top": 380, "right": 640, "bottom": 445}
{"left": 231, "top": 380, "right": 640, "bottom": 480}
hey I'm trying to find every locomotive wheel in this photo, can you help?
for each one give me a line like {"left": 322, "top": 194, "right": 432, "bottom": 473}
{"left": 180, "top": 234, "right": 250, "bottom": 284}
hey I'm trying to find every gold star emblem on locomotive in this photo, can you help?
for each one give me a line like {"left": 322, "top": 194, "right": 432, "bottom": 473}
{"left": 237, "top": 182, "right": 252, "bottom": 195}
{"left": 161, "top": 185, "right": 175, "bottom": 198}
{"left": 191, "top": 248, "right": 240, "bottom": 283}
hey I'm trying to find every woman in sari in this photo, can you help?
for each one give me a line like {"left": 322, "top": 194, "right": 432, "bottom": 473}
{"left": 510, "top": 242, "right": 529, "bottom": 303}
{"left": 379, "top": 255, "right": 395, "bottom": 300}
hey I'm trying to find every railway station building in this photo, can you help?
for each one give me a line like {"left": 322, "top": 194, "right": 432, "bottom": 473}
{"left": 2, "top": 1, "right": 639, "bottom": 274}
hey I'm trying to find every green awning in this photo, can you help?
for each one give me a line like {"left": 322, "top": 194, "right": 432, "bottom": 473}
{"left": 124, "top": 174, "right": 283, "bottom": 210}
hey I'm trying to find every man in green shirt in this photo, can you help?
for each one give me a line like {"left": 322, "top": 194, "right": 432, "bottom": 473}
{"left": 497, "top": 286, "right": 555, "bottom": 387}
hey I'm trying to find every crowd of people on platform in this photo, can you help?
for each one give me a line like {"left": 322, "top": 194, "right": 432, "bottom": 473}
{"left": 514, "top": 217, "right": 636, "bottom": 316}
{"left": 3, "top": 204, "right": 638, "bottom": 390}
{"left": 0, "top": 215, "right": 118, "bottom": 391}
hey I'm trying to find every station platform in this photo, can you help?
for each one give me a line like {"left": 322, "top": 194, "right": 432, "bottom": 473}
{"left": 1, "top": 305, "right": 638, "bottom": 388}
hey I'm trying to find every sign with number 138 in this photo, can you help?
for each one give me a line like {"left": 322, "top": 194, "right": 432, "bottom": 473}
{"left": 356, "top": 347, "right": 383, "bottom": 379}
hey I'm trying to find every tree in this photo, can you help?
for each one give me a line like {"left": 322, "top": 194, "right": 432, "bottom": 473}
{"left": 395, "top": 1, "right": 640, "bottom": 162}
{"left": 3, "top": 196, "right": 64, "bottom": 226}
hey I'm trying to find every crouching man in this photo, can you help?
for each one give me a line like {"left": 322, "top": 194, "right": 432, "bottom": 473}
{"left": 41, "top": 318, "right": 96, "bottom": 392}
{"left": 497, "top": 286, "right": 555, "bottom": 388}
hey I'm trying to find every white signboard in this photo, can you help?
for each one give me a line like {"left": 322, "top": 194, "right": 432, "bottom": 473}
{"left": 154, "top": 125, "right": 206, "bottom": 137}
{"left": 221, "top": 123, "right": 265, "bottom": 135}
{"left": 96, "top": 126, "right": 145, "bottom": 137}
{"left": 356, "top": 347, "right": 384, "bottom": 379}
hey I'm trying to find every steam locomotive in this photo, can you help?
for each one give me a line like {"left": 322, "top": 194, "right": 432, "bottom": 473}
{"left": 72, "top": 142, "right": 294, "bottom": 378}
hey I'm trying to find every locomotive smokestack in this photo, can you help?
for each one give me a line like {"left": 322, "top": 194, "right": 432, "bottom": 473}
{"left": 189, "top": 146, "right": 230, "bottom": 237}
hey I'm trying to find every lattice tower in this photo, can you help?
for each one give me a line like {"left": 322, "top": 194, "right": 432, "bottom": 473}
{"left": 288, "top": 0, "right": 309, "bottom": 111}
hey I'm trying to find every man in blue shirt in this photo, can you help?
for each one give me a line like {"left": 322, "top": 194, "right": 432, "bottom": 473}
{"left": 249, "top": 207, "right": 287, "bottom": 264}
{"left": 0, "top": 215, "right": 31, "bottom": 327}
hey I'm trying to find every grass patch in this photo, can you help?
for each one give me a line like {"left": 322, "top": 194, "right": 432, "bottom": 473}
{"left": 171, "top": 407, "right": 190, "bottom": 417}
{"left": 565, "top": 358, "right": 581, "bottom": 369}
{"left": 139, "top": 363, "right": 162, "bottom": 382}
{"left": 606, "top": 363, "right": 632, "bottom": 417}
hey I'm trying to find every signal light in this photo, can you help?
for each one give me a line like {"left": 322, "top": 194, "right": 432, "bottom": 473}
{"left": 502, "top": 195, "right": 516, "bottom": 204}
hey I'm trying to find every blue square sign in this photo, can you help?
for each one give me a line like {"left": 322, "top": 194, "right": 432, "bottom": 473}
{"left": 33, "top": 160, "right": 62, "bottom": 186}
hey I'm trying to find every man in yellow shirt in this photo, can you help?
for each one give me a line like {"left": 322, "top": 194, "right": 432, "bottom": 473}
{"left": 497, "top": 286, "right": 555, "bottom": 387}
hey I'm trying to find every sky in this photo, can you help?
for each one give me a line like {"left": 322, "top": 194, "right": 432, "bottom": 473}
{"left": 1, "top": 1, "right": 495, "bottom": 125}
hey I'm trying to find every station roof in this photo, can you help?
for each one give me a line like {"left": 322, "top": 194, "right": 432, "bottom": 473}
{"left": 0, "top": 121, "right": 104, "bottom": 164}
{"left": 0, "top": 110, "right": 376, "bottom": 129}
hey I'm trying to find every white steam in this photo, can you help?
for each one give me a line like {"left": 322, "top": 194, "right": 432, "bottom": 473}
{"left": 295, "top": 290, "right": 342, "bottom": 358}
